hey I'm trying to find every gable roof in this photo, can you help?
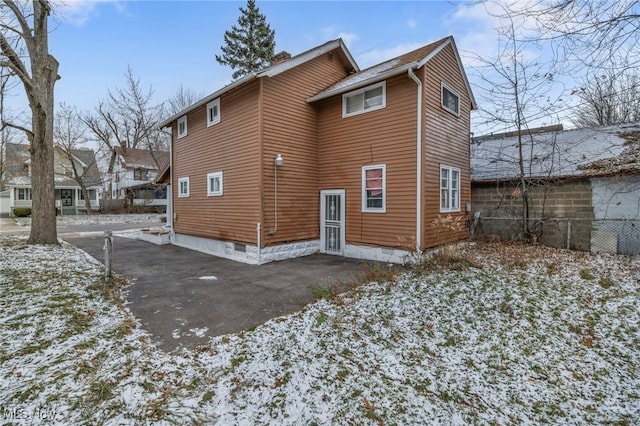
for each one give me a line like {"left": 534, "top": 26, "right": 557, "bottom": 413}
{"left": 471, "top": 122, "right": 640, "bottom": 182}
{"left": 307, "top": 36, "right": 477, "bottom": 109}
{"left": 158, "top": 39, "right": 358, "bottom": 129}
{"left": 111, "top": 146, "right": 169, "bottom": 171}
{"left": 3, "top": 143, "right": 102, "bottom": 187}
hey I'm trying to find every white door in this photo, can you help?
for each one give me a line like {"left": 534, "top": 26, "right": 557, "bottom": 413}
{"left": 320, "top": 190, "right": 345, "bottom": 255}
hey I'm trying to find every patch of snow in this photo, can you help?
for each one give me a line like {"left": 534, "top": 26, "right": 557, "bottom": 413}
{"left": 189, "top": 328, "right": 209, "bottom": 338}
{"left": 1, "top": 236, "right": 638, "bottom": 424}
{"left": 198, "top": 276, "right": 218, "bottom": 281}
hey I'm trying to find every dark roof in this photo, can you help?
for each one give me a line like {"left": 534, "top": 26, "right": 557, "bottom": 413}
{"left": 113, "top": 146, "right": 169, "bottom": 171}
{"left": 471, "top": 123, "right": 640, "bottom": 182}
{"left": 3, "top": 143, "right": 102, "bottom": 187}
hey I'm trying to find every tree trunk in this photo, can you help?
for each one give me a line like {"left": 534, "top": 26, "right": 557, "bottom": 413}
{"left": 27, "top": 0, "right": 59, "bottom": 244}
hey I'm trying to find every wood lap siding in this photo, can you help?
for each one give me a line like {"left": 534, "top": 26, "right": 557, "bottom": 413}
{"left": 261, "top": 51, "right": 352, "bottom": 246}
{"left": 317, "top": 74, "right": 419, "bottom": 249}
{"left": 422, "top": 44, "right": 472, "bottom": 247}
{"left": 172, "top": 81, "right": 261, "bottom": 244}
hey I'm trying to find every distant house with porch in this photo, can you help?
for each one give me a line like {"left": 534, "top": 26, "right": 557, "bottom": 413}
{"left": 471, "top": 123, "right": 640, "bottom": 255}
{"left": 105, "top": 147, "right": 169, "bottom": 211}
{"left": 3, "top": 143, "right": 102, "bottom": 216}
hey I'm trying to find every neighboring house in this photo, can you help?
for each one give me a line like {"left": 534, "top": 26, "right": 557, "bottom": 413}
{"left": 106, "top": 147, "right": 169, "bottom": 209}
{"left": 3, "top": 143, "right": 101, "bottom": 216}
{"left": 471, "top": 123, "right": 640, "bottom": 255}
{"left": 159, "top": 36, "right": 476, "bottom": 264}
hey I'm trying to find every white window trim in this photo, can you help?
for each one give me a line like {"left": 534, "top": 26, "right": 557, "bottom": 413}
{"left": 207, "top": 171, "right": 223, "bottom": 196}
{"left": 441, "top": 82, "right": 460, "bottom": 117}
{"left": 440, "top": 165, "right": 461, "bottom": 212}
{"left": 343, "top": 81, "right": 386, "bottom": 118}
{"left": 178, "top": 177, "right": 190, "bottom": 198}
{"left": 207, "top": 98, "right": 221, "bottom": 127}
{"left": 361, "top": 164, "right": 386, "bottom": 213}
{"left": 177, "top": 115, "right": 188, "bottom": 139}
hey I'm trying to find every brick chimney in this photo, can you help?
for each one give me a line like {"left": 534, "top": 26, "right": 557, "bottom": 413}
{"left": 271, "top": 51, "right": 292, "bottom": 65}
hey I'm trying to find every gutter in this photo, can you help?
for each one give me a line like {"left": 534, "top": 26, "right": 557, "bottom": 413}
{"left": 407, "top": 67, "right": 423, "bottom": 251}
{"left": 158, "top": 73, "right": 257, "bottom": 128}
{"left": 307, "top": 62, "right": 419, "bottom": 103}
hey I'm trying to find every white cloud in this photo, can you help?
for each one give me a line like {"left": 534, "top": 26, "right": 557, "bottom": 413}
{"left": 406, "top": 18, "right": 417, "bottom": 29}
{"left": 52, "top": 0, "right": 126, "bottom": 27}
{"left": 319, "top": 27, "right": 358, "bottom": 47}
{"left": 357, "top": 42, "right": 427, "bottom": 69}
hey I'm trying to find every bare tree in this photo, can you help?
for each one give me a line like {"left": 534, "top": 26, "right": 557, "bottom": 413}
{"left": 1, "top": 0, "right": 59, "bottom": 244}
{"left": 510, "top": 0, "right": 639, "bottom": 71}
{"left": 572, "top": 69, "right": 640, "bottom": 127}
{"left": 54, "top": 102, "right": 97, "bottom": 214}
{"left": 165, "top": 85, "right": 203, "bottom": 117}
{"left": 83, "top": 66, "right": 168, "bottom": 167}
{"left": 469, "top": 3, "right": 566, "bottom": 242}
{"left": 0, "top": 65, "right": 20, "bottom": 190}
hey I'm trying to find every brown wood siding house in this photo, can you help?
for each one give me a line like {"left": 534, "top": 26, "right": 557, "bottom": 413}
{"left": 160, "top": 36, "right": 476, "bottom": 264}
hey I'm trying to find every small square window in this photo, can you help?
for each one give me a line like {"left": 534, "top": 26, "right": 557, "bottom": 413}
{"left": 441, "top": 83, "right": 460, "bottom": 116}
{"left": 207, "top": 171, "right": 223, "bottom": 196}
{"left": 362, "top": 164, "right": 386, "bottom": 213}
{"left": 178, "top": 177, "right": 190, "bottom": 198}
{"left": 207, "top": 98, "right": 221, "bottom": 127}
{"left": 440, "top": 165, "right": 460, "bottom": 212}
{"left": 177, "top": 115, "right": 187, "bottom": 139}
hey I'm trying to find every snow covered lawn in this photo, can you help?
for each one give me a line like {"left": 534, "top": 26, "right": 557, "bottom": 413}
{"left": 1, "top": 237, "right": 639, "bottom": 425}
{"left": 13, "top": 213, "right": 164, "bottom": 227}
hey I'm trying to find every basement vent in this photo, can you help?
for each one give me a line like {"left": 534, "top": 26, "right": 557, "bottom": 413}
{"left": 234, "top": 243, "right": 247, "bottom": 253}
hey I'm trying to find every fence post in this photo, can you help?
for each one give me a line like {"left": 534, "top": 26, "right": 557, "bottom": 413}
{"left": 104, "top": 230, "right": 112, "bottom": 281}
{"left": 567, "top": 219, "right": 571, "bottom": 250}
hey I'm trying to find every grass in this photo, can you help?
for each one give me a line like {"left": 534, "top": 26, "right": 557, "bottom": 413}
{"left": 1, "top": 236, "right": 639, "bottom": 424}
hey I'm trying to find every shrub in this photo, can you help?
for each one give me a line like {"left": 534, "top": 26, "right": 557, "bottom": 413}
{"left": 12, "top": 208, "right": 31, "bottom": 217}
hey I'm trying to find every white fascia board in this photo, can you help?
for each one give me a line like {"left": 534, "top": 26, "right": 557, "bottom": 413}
{"left": 259, "top": 39, "right": 356, "bottom": 78}
{"left": 157, "top": 73, "right": 257, "bottom": 129}
{"left": 306, "top": 62, "right": 418, "bottom": 103}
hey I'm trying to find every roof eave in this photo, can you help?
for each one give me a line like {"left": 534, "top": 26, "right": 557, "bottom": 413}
{"left": 158, "top": 73, "right": 257, "bottom": 129}
{"left": 307, "top": 62, "right": 418, "bottom": 103}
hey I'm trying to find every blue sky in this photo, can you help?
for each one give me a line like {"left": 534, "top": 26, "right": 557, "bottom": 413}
{"left": 4, "top": 1, "right": 568, "bottom": 134}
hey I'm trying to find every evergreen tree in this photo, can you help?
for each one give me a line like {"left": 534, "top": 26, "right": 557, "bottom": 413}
{"left": 216, "top": 0, "right": 276, "bottom": 79}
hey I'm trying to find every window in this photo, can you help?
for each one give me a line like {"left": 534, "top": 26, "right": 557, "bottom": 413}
{"left": 440, "top": 165, "right": 460, "bottom": 212}
{"left": 79, "top": 189, "right": 96, "bottom": 201}
{"left": 134, "top": 168, "right": 148, "bottom": 180}
{"left": 207, "top": 98, "right": 221, "bottom": 127}
{"left": 16, "top": 188, "right": 31, "bottom": 200}
{"left": 362, "top": 164, "right": 386, "bottom": 213}
{"left": 177, "top": 115, "right": 187, "bottom": 139}
{"left": 343, "top": 82, "right": 386, "bottom": 117}
{"left": 441, "top": 83, "right": 460, "bottom": 116}
{"left": 178, "top": 177, "right": 190, "bottom": 198}
{"left": 207, "top": 171, "right": 223, "bottom": 196}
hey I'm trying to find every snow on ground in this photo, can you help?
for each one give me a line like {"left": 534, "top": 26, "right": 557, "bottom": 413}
{"left": 14, "top": 213, "right": 165, "bottom": 227}
{"left": 1, "top": 237, "right": 639, "bottom": 425}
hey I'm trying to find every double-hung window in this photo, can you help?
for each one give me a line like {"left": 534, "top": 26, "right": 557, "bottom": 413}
{"left": 441, "top": 82, "right": 460, "bottom": 116}
{"left": 343, "top": 82, "right": 386, "bottom": 117}
{"left": 178, "top": 177, "right": 190, "bottom": 198}
{"left": 207, "top": 171, "right": 223, "bottom": 196}
{"left": 440, "top": 165, "right": 460, "bottom": 212}
{"left": 177, "top": 115, "right": 187, "bottom": 139}
{"left": 362, "top": 164, "right": 386, "bottom": 213}
{"left": 17, "top": 188, "right": 31, "bottom": 200}
{"left": 207, "top": 98, "right": 221, "bottom": 127}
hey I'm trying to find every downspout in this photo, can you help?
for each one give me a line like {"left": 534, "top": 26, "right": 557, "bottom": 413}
{"left": 168, "top": 126, "right": 174, "bottom": 240}
{"left": 408, "top": 67, "right": 423, "bottom": 252}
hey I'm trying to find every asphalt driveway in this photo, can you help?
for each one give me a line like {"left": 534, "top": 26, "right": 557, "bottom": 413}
{"left": 64, "top": 234, "right": 368, "bottom": 352}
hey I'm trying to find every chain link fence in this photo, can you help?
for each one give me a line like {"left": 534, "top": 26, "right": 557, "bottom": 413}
{"left": 473, "top": 216, "right": 640, "bottom": 256}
